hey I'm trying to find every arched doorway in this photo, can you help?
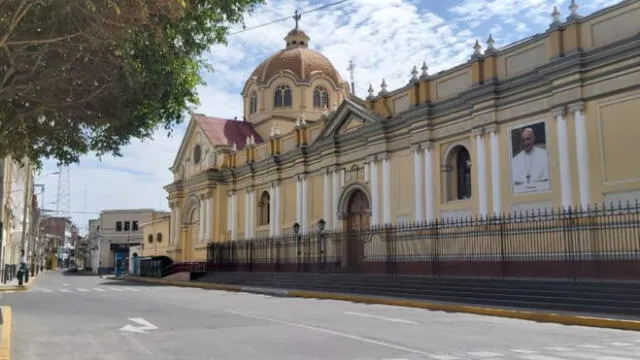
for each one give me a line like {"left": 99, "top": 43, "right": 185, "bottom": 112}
{"left": 345, "top": 189, "right": 370, "bottom": 270}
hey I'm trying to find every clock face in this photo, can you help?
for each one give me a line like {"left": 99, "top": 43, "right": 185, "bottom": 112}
{"left": 193, "top": 144, "right": 202, "bottom": 164}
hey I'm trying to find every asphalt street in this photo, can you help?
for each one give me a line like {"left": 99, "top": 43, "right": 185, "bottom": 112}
{"left": 1, "top": 271, "right": 640, "bottom": 360}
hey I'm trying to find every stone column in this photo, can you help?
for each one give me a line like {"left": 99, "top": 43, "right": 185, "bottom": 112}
{"left": 226, "top": 192, "right": 232, "bottom": 238}
{"left": 412, "top": 145, "right": 424, "bottom": 222}
{"left": 364, "top": 163, "right": 369, "bottom": 183}
{"left": 206, "top": 197, "right": 213, "bottom": 241}
{"left": 554, "top": 107, "right": 573, "bottom": 208}
{"left": 323, "top": 169, "right": 331, "bottom": 229}
{"left": 301, "top": 174, "right": 309, "bottom": 233}
{"left": 571, "top": 102, "right": 590, "bottom": 208}
{"left": 170, "top": 205, "right": 176, "bottom": 246}
{"left": 174, "top": 206, "right": 181, "bottom": 246}
{"left": 230, "top": 192, "right": 237, "bottom": 240}
{"left": 296, "top": 175, "right": 302, "bottom": 227}
{"left": 274, "top": 182, "right": 281, "bottom": 236}
{"left": 423, "top": 142, "right": 435, "bottom": 222}
{"left": 369, "top": 158, "right": 379, "bottom": 226}
{"left": 381, "top": 153, "right": 392, "bottom": 225}
{"left": 332, "top": 168, "right": 340, "bottom": 229}
{"left": 249, "top": 189, "right": 256, "bottom": 238}
{"left": 473, "top": 128, "right": 489, "bottom": 216}
{"left": 269, "top": 184, "right": 275, "bottom": 237}
{"left": 488, "top": 125, "right": 502, "bottom": 215}
{"left": 199, "top": 196, "right": 206, "bottom": 241}
{"left": 244, "top": 190, "right": 250, "bottom": 239}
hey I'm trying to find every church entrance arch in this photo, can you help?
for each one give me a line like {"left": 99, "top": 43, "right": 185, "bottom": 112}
{"left": 338, "top": 184, "right": 371, "bottom": 271}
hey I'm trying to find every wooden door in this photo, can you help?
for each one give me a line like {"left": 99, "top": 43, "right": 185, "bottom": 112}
{"left": 345, "top": 190, "right": 370, "bottom": 270}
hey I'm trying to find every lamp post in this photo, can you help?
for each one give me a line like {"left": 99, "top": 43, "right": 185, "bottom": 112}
{"left": 293, "top": 222, "right": 300, "bottom": 271}
{"left": 317, "top": 219, "right": 326, "bottom": 270}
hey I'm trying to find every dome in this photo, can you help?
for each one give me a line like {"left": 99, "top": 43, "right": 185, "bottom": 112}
{"left": 243, "top": 28, "right": 346, "bottom": 92}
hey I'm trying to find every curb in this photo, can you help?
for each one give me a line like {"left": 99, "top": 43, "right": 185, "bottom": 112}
{"left": 112, "top": 276, "right": 640, "bottom": 332}
{"left": 0, "top": 273, "right": 39, "bottom": 292}
{"left": 0, "top": 306, "right": 12, "bottom": 360}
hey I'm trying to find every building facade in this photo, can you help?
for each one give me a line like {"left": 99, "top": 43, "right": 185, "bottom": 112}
{"left": 96, "top": 209, "right": 165, "bottom": 274}
{"left": 141, "top": 212, "right": 171, "bottom": 257}
{"left": 0, "top": 156, "right": 36, "bottom": 280}
{"left": 40, "top": 216, "right": 73, "bottom": 269}
{"left": 165, "top": 1, "right": 640, "bottom": 264}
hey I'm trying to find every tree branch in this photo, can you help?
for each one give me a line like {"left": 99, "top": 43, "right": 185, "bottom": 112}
{"left": 4, "top": 32, "right": 85, "bottom": 46}
{"left": 0, "top": 0, "right": 35, "bottom": 47}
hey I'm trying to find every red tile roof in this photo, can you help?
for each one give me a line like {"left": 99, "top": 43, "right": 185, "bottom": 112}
{"left": 192, "top": 114, "right": 263, "bottom": 149}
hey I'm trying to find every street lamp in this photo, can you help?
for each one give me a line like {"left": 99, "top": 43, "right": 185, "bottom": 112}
{"left": 293, "top": 222, "right": 301, "bottom": 271}
{"left": 317, "top": 219, "right": 326, "bottom": 269}
{"left": 317, "top": 219, "right": 326, "bottom": 232}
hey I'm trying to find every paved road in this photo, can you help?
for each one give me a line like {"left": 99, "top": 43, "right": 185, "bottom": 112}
{"left": 2, "top": 271, "right": 640, "bottom": 360}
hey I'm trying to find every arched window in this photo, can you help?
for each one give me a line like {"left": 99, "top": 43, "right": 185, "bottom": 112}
{"left": 274, "top": 85, "right": 292, "bottom": 108}
{"left": 444, "top": 145, "right": 472, "bottom": 201}
{"left": 249, "top": 91, "right": 258, "bottom": 114}
{"left": 156, "top": 233, "right": 163, "bottom": 242}
{"left": 147, "top": 234, "right": 153, "bottom": 243}
{"left": 258, "top": 191, "right": 270, "bottom": 225}
{"left": 313, "top": 86, "right": 329, "bottom": 109}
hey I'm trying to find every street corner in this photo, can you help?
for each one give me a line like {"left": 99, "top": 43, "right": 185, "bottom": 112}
{"left": 0, "top": 306, "right": 12, "bottom": 360}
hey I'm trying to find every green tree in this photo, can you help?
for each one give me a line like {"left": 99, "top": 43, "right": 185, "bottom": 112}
{"left": 0, "top": 0, "right": 263, "bottom": 165}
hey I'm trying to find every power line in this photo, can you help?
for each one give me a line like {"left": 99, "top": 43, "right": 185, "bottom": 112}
{"left": 229, "top": 0, "right": 350, "bottom": 36}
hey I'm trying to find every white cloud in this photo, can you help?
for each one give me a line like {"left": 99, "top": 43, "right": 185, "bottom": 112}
{"left": 46, "top": 0, "right": 620, "bottom": 234}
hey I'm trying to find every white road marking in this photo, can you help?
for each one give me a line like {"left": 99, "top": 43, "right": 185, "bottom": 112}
{"left": 578, "top": 344, "right": 603, "bottom": 349}
{"left": 110, "top": 287, "right": 124, "bottom": 291}
{"left": 428, "top": 355, "right": 459, "bottom": 360}
{"left": 76, "top": 288, "right": 90, "bottom": 292}
{"left": 124, "top": 287, "right": 140, "bottom": 292}
{"left": 344, "top": 311, "right": 419, "bottom": 325}
{"left": 59, "top": 289, "right": 72, "bottom": 293}
{"left": 224, "top": 309, "right": 431, "bottom": 355}
{"left": 611, "top": 342, "right": 632, "bottom": 346}
{"left": 93, "top": 288, "right": 105, "bottom": 292}
{"left": 42, "top": 289, "right": 53, "bottom": 293}
{"left": 120, "top": 318, "right": 158, "bottom": 334}
{"left": 62, "top": 283, "right": 70, "bottom": 286}
{"left": 512, "top": 350, "right": 539, "bottom": 354}
{"left": 545, "top": 347, "right": 572, "bottom": 352}
{"left": 468, "top": 351, "right": 502, "bottom": 357}
{"left": 518, "top": 355, "right": 565, "bottom": 360}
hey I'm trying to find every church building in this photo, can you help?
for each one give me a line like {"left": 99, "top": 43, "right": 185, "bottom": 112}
{"left": 164, "top": 0, "right": 640, "bottom": 263}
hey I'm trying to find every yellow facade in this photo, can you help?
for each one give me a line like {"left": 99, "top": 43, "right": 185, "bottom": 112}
{"left": 165, "top": 1, "right": 640, "bottom": 262}
{"left": 141, "top": 214, "right": 171, "bottom": 257}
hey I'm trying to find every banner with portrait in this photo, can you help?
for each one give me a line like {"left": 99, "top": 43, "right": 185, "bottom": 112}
{"left": 509, "top": 121, "right": 551, "bottom": 194}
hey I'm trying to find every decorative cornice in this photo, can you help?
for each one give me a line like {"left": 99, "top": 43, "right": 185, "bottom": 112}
{"left": 422, "top": 141, "right": 434, "bottom": 151}
{"left": 568, "top": 101, "right": 585, "bottom": 113}
{"left": 485, "top": 123, "right": 499, "bottom": 134}
{"left": 471, "top": 127, "right": 485, "bottom": 137}
{"left": 551, "top": 106, "right": 566, "bottom": 118}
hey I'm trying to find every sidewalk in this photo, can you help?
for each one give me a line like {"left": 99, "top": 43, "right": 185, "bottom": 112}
{"left": 0, "top": 272, "right": 40, "bottom": 291}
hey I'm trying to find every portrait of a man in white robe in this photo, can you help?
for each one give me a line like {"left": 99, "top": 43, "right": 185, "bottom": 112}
{"left": 510, "top": 123, "right": 551, "bottom": 194}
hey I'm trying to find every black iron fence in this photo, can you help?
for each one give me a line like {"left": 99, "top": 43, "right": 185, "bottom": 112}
{"left": 207, "top": 201, "right": 640, "bottom": 280}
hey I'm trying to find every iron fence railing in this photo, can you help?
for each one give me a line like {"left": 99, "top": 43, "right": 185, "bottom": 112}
{"left": 207, "top": 201, "right": 640, "bottom": 280}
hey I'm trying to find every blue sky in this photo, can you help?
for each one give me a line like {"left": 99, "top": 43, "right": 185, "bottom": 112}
{"left": 35, "top": 0, "right": 620, "bottom": 234}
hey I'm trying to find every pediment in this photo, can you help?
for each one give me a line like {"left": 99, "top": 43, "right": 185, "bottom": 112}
{"left": 314, "top": 98, "right": 380, "bottom": 140}
{"left": 169, "top": 115, "right": 217, "bottom": 182}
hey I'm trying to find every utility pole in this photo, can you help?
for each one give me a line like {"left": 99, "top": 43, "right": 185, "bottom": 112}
{"left": 19, "top": 158, "right": 32, "bottom": 283}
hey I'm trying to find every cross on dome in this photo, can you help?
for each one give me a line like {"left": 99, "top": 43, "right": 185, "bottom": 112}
{"left": 293, "top": 10, "right": 301, "bottom": 30}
